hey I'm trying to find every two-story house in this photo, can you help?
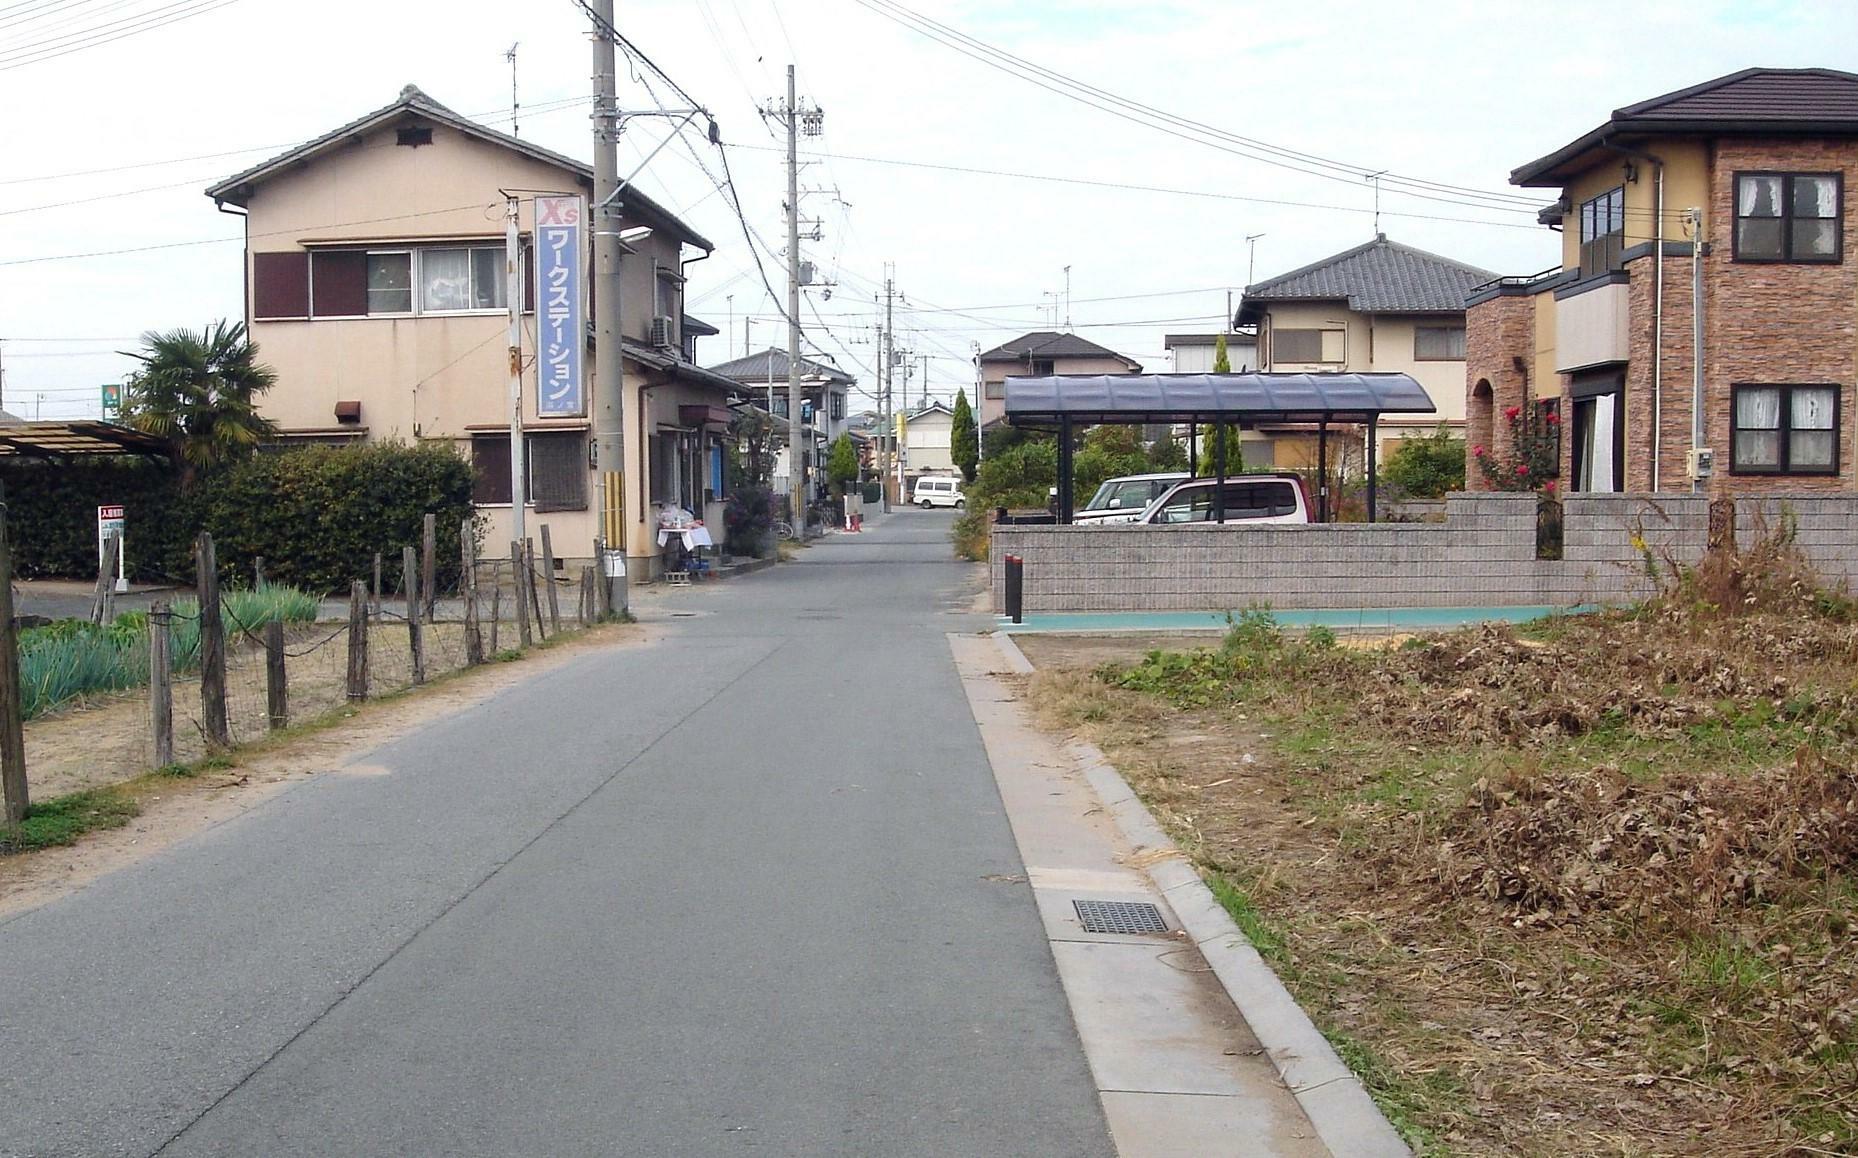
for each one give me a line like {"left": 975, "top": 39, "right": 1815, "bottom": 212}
{"left": 706, "top": 347, "right": 855, "bottom": 497}
{"left": 1464, "top": 67, "right": 1858, "bottom": 496}
{"left": 1236, "top": 234, "right": 1491, "bottom": 467}
{"left": 205, "top": 85, "right": 742, "bottom": 577}
{"left": 976, "top": 331, "right": 1141, "bottom": 430}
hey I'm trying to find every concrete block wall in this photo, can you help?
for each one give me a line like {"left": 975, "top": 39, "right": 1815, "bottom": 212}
{"left": 989, "top": 493, "right": 1858, "bottom": 614}
{"left": 1737, "top": 497, "right": 1858, "bottom": 589}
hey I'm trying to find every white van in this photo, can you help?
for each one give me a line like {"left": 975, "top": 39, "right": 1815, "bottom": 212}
{"left": 913, "top": 477, "right": 966, "bottom": 509}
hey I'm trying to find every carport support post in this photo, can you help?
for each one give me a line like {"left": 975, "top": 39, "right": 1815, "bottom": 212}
{"left": 1214, "top": 422, "right": 1228, "bottom": 524}
{"left": 1056, "top": 417, "right": 1075, "bottom": 525}
{"left": 1366, "top": 416, "right": 1379, "bottom": 523}
{"left": 1317, "top": 419, "right": 1329, "bottom": 524}
{"left": 1187, "top": 421, "right": 1198, "bottom": 476}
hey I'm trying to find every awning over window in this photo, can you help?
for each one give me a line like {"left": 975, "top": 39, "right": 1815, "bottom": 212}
{"left": 1004, "top": 372, "right": 1436, "bottom": 426}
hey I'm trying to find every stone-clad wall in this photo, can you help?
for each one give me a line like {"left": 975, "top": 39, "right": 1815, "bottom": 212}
{"left": 989, "top": 493, "right": 1854, "bottom": 614}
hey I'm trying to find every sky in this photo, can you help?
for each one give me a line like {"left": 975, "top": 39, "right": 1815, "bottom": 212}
{"left": 1, "top": 0, "right": 1853, "bottom": 419}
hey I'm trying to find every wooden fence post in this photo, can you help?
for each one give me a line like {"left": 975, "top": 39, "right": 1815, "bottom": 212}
{"left": 421, "top": 513, "right": 437, "bottom": 624}
{"left": 264, "top": 619, "right": 287, "bottom": 730}
{"left": 254, "top": 556, "right": 266, "bottom": 591}
{"left": 539, "top": 524, "right": 562, "bottom": 634}
{"left": 593, "top": 536, "right": 613, "bottom": 620}
{"left": 404, "top": 545, "right": 425, "bottom": 685}
{"left": 580, "top": 565, "right": 595, "bottom": 627}
{"left": 525, "top": 538, "right": 547, "bottom": 641}
{"left": 0, "top": 500, "right": 27, "bottom": 823}
{"left": 196, "top": 532, "right": 230, "bottom": 751}
{"left": 487, "top": 563, "right": 502, "bottom": 655}
{"left": 510, "top": 542, "right": 532, "bottom": 648}
{"left": 149, "top": 600, "right": 173, "bottom": 768}
{"left": 461, "top": 533, "right": 483, "bottom": 666}
{"left": 91, "top": 532, "right": 120, "bottom": 625}
{"left": 346, "top": 581, "right": 369, "bottom": 701}
{"left": 372, "top": 552, "right": 383, "bottom": 623}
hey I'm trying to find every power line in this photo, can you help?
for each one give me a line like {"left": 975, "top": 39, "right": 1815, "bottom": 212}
{"left": 730, "top": 142, "right": 1541, "bottom": 232}
{"left": 0, "top": 0, "right": 244, "bottom": 72}
{"left": 848, "top": 0, "right": 1541, "bottom": 215}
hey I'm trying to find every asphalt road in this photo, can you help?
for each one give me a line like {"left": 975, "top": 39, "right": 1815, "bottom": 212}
{"left": 0, "top": 510, "right": 1113, "bottom": 1158}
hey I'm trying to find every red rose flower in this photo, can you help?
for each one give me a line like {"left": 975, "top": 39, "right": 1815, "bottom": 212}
{"left": 1503, "top": 406, "right": 1521, "bottom": 421}
{"left": 1544, "top": 411, "right": 1561, "bottom": 426}
{"left": 1515, "top": 464, "right": 1528, "bottom": 476}
{"left": 1472, "top": 444, "right": 1487, "bottom": 457}
{"left": 1542, "top": 480, "right": 1557, "bottom": 493}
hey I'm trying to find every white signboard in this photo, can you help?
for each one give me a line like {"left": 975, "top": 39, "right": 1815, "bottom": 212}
{"left": 96, "top": 504, "right": 127, "bottom": 593}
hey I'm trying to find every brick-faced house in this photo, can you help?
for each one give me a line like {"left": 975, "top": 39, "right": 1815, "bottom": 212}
{"left": 1464, "top": 67, "right": 1858, "bottom": 495}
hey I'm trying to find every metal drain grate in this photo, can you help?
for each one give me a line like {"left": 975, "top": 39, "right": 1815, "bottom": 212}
{"left": 1072, "top": 899, "right": 1170, "bottom": 936}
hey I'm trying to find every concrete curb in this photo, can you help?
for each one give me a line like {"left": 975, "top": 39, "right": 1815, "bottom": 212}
{"left": 992, "top": 631, "right": 1410, "bottom": 1158}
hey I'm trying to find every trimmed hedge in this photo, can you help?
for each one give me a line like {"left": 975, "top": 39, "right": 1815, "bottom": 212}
{"left": 0, "top": 442, "right": 477, "bottom": 594}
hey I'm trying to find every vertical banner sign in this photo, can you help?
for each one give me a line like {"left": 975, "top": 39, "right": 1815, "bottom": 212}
{"left": 96, "top": 504, "right": 127, "bottom": 592}
{"left": 99, "top": 383, "right": 122, "bottom": 420}
{"left": 534, "top": 195, "right": 586, "bottom": 417}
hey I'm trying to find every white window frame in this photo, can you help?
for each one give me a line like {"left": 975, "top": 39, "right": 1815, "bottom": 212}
{"left": 353, "top": 244, "right": 515, "bottom": 319}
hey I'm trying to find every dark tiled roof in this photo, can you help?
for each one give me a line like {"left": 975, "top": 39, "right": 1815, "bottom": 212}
{"left": 706, "top": 347, "right": 855, "bottom": 386}
{"left": 683, "top": 314, "right": 719, "bottom": 337}
{"left": 1239, "top": 235, "right": 1493, "bottom": 318}
{"left": 1617, "top": 67, "right": 1858, "bottom": 122}
{"left": 206, "top": 85, "right": 713, "bottom": 250}
{"left": 977, "top": 330, "right": 1141, "bottom": 370}
{"left": 1513, "top": 68, "right": 1858, "bottom": 186}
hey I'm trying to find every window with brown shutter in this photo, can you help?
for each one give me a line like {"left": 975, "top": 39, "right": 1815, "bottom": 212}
{"left": 472, "top": 436, "right": 512, "bottom": 505}
{"left": 252, "top": 251, "right": 309, "bottom": 319}
{"left": 310, "top": 251, "right": 368, "bottom": 317}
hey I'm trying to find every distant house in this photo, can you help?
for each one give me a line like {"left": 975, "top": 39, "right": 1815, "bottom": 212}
{"left": 1234, "top": 234, "right": 1492, "bottom": 466}
{"left": 900, "top": 401, "right": 956, "bottom": 475}
{"left": 707, "top": 347, "right": 856, "bottom": 497}
{"left": 204, "top": 84, "right": 741, "bottom": 577}
{"left": 976, "top": 331, "right": 1142, "bottom": 428}
{"left": 1466, "top": 67, "right": 1858, "bottom": 496}
{"left": 1164, "top": 332, "right": 1257, "bottom": 373}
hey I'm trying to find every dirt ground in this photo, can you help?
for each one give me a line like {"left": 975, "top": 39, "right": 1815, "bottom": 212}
{"left": 1015, "top": 620, "right": 1858, "bottom": 1158}
{"left": 1, "top": 621, "right": 658, "bottom": 920}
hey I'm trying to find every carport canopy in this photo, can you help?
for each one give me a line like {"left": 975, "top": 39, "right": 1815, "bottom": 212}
{"left": 1002, "top": 372, "right": 1437, "bottom": 523}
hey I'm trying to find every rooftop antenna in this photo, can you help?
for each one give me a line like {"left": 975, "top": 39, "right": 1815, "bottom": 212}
{"left": 1364, "top": 170, "right": 1387, "bottom": 236}
{"left": 505, "top": 43, "right": 520, "bottom": 136}
{"left": 1063, "top": 264, "right": 1072, "bottom": 330}
{"left": 1244, "top": 233, "right": 1266, "bottom": 289}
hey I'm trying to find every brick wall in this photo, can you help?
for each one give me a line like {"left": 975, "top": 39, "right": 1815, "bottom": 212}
{"left": 988, "top": 492, "right": 1858, "bottom": 614}
{"left": 1625, "top": 248, "right": 1697, "bottom": 492}
{"left": 1705, "top": 139, "right": 1858, "bottom": 496}
{"left": 1463, "top": 294, "right": 1535, "bottom": 490}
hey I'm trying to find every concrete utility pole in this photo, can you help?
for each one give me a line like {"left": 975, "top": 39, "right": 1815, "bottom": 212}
{"left": 505, "top": 194, "right": 527, "bottom": 547}
{"left": 590, "top": 0, "right": 628, "bottom": 611}
{"left": 881, "top": 270, "right": 894, "bottom": 512}
{"left": 784, "top": 64, "right": 805, "bottom": 529}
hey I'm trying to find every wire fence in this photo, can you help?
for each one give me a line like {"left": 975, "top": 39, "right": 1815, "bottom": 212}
{"left": 3, "top": 520, "right": 618, "bottom": 813}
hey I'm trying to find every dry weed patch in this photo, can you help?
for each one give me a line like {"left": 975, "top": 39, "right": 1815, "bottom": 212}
{"left": 1022, "top": 538, "right": 1858, "bottom": 1156}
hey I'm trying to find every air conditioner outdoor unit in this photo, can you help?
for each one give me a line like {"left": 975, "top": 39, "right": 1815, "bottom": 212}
{"left": 650, "top": 315, "right": 676, "bottom": 348}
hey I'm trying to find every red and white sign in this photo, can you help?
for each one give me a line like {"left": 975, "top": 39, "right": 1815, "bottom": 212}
{"left": 97, "top": 505, "right": 127, "bottom": 592}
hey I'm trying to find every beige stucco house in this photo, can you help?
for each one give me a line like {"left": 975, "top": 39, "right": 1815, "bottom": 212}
{"left": 205, "top": 86, "right": 741, "bottom": 578}
{"left": 1236, "top": 235, "right": 1492, "bottom": 468}
{"left": 900, "top": 401, "right": 956, "bottom": 475}
{"left": 976, "top": 331, "right": 1141, "bottom": 429}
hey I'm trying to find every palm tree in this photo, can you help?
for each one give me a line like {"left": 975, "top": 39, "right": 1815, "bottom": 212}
{"left": 122, "top": 320, "right": 279, "bottom": 485}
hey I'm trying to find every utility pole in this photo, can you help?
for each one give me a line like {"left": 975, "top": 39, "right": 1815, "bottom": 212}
{"left": 919, "top": 354, "right": 930, "bottom": 409}
{"left": 505, "top": 194, "right": 527, "bottom": 547}
{"left": 506, "top": 43, "right": 520, "bottom": 136}
{"left": 590, "top": 0, "right": 628, "bottom": 611}
{"left": 1063, "top": 264, "right": 1072, "bottom": 330}
{"left": 881, "top": 270, "right": 894, "bottom": 512}
{"left": 783, "top": 64, "right": 805, "bottom": 529}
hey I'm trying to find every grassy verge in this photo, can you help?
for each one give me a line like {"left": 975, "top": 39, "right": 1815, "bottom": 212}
{"left": 1027, "top": 568, "right": 1858, "bottom": 1155}
{"left": 0, "top": 788, "right": 141, "bottom": 854}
